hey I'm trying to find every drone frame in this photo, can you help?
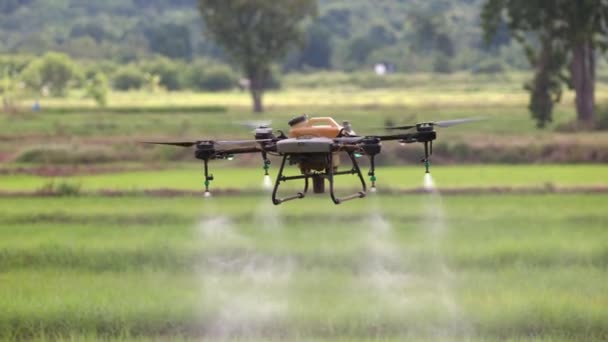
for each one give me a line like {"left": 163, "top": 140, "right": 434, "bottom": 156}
{"left": 271, "top": 150, "right": 367, "bottom": 205}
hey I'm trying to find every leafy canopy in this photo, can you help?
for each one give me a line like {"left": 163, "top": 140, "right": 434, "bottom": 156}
{"left": 198, "top": 0, "right": 317, "bottom": 73}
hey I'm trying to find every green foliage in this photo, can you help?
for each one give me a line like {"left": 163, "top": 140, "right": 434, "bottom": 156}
{"left": 14, "top": 146, "right": 114, "bottom": 164}
{"left": 39, "top": 181, "right": 82, "bottom": 196}
{"left": 482, "top": 0, "right": 608, "bottom": 127}
{"left": 0, "top": 64, "right": 23, "bottom": 111}
{"left": 20, "top": 52, "right": 81, "bottom": 97}
{"left": 198, "top": 0, "right": 316, "bottom": 111}
{"left": 597, "top": 106, "right": 608, "bottom": 131}
{"left": 84, "top": 72, "right": 109, "bottom": 107}
{"left": 472, "top": 58, "right": 508, "bottom": 74}
{"left": 433, "top": 54, "right": 453, "bottom": 74}
{"left": 139, "top": 57, "right": 183, "bottom": 91}
{"left": 112, "top": 66, "right": 146, "bottom": 91}
{"left": 185, "top": 62, "right": 236, "bottom": 91}
{"left": 142, "top": 23, "right": 193, "bottom": 60}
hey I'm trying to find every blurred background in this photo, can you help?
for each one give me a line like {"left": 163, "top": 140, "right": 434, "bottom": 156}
{"left": 0, "top": 0, "right": 607, "bottom": 341}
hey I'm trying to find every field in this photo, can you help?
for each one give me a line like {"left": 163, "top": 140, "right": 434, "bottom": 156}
{"left": 1, "top": 193, "right": 607, "bottom": 341}
{"left": 1, "top": 74, "right": 608, "bottom": 341}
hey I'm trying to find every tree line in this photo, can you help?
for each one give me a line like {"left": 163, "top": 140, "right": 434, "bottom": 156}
{"left": 0, "top": 0, "right": 607, "bottom": 127}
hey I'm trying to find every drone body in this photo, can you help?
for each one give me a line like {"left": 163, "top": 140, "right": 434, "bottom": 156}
{"left": 144, "top": 115, "right": 480, "bottom": 205}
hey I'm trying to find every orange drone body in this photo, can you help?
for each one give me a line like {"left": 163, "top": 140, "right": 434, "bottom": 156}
{"left": 288, "top": 117, "right": 343, "bottom": 139}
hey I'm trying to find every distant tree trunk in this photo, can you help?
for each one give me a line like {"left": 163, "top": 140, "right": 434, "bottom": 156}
{"left": 250, "top": 86, "right": 263, "bottom": 113}
{"left": 247, "top": 67, "right": 266, "bottom": 113}
{"left": 528, "top": 36, "right": 555, "bottom": 128}
{"left": 571, "top": 41, "right": 596, "bottom": 124}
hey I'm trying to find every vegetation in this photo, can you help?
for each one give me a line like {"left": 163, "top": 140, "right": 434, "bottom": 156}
{"left": 198, "top": 0, "right": 317, "bottom": 112}
{"left": 0, "top": 194, "right": 606, "bottom": 340}
{"left": 20, "top": 52, "right": 81, "bottom": 97}
{"left": 482, "top": 0, "right": 608, "bottom": 127}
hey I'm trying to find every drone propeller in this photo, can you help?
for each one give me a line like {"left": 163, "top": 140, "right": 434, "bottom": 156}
{"left": 434, "top": 117, "right": 485, "bottom": 127}
{"left": 238, "top": 120, "right": 273, "bottom": 129}
{"left": 141, "top": 141, "right": 197, "bottom": 147}
{"left": 385, "top": 117, "right": 485, "bottom": 130}
{"left": 141, "top": 138, "right": 273, "bottom": 147}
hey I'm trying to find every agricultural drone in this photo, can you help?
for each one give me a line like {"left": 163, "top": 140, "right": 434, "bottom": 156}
{"left": 144, "top": 115, "right": 481, "bottom": 205}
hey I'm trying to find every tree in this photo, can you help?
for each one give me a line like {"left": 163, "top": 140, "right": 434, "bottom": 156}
{"left": 143, "top": 23, "right": 193, "bottom": 60}
{"left": 85, "top": 72, "right": 109, "bottom": 107}
{"left": 482, "top": 0, "right": 608, "bottom": 127}
{"left": 198, "top": 0, "right": 317, "bottom": 112}
{"left": 21, "top": 52, "right": 81, "bottom": 97}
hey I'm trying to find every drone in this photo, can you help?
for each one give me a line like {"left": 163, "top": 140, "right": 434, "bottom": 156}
{"left": 144, "top": 115, "right": 481, "bottom": 205}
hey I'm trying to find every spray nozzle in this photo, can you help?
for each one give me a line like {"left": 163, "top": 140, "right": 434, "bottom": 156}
{"left": 370, "top": 175, "right": 377, "bottom": 192}
{"left": 263, "top": 159, "right": 271, "bottom": 176}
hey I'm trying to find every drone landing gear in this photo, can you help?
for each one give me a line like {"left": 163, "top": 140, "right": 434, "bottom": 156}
{"left": 271, "top": 155, "right": 309, "bottom": 205}
{"left": 271, "top": 152, "right": 367, "bottom": 205}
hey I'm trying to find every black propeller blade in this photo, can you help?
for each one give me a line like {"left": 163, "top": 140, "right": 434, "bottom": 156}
{"left": 141, "top": 138, "right": 274, "bottom": 147}
{"left": 384, "top": 124, "right": 416, "bottom": 130}
{"left": 385, "top": 117, "right": 485, "bottom": 130}
{"left": 434, "top": 117, "right": 485, "bottom": 128}
{"left": 141, "top": 141, "right": 197, "bottom": 147}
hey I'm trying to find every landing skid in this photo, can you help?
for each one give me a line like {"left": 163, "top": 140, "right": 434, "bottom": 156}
{"left": 272, "top": 152, "right": 367, "bottom": 205}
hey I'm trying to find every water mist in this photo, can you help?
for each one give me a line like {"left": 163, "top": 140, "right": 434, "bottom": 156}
{"left": 420, "top": 173, "right": 471, "bottom": 337}
{"left": 198, "top": 173, "right": 291, "bottom": 340}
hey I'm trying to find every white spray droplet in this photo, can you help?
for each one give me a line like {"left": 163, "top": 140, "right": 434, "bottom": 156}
{"left": 204, "top": 191, "right": 212, "bottom": 198}
{"left": 424, "top": 173, "right": 436, "bottom": 191}
{"left": 262, "top": 175, "right": 273, "bottom": 191}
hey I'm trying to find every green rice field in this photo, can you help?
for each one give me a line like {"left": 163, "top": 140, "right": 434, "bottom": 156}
{"left": 1, "top": 79, "right": 608, "bottom": 340}
{"left": 1, "top": 164, "right": 607, "bottom": 193}
{"left": 1, "top": 192, "right": 607, "bottom": 341}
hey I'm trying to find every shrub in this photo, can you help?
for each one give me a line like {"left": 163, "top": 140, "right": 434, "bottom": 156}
{"left": 472, "top": 59, "right": 507, "bottom": 74}
{"left": 14, "top": 146, "right": 114, "bottom": 164}
{"left": 38, "top": 181, "right": 82, "bottom": 196}
{"left": 433, "top": 54, "right": 453, "bottom": 74}
{"left": 84, "top": 72, "right": 109, "bottom": 107}
{"left": 597, "top": 106, "right": 608, "bottom": 131}
{"left": 20, "top": 52, "right": 81, "bottom": 96}
{"left": 139, "top": 57, "right": 184, "bottom": 90}
{"left": 185, "top": 62, "right": 236, "bottom": 91}
{"left": 112, "top": 65, "right": 146, "bottom": 90}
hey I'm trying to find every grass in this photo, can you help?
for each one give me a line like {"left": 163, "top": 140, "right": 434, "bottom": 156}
{"left": 3, "top": 75, "right": 608, "bottom": 164}
{"left": 0, "top": 164, "right": 606, "bottom": 192}
{"left": 2, "top": 74, "right": 608, "bottom": 340}
{"left": 0, "top": 194, "right": 607, "bottom": 340}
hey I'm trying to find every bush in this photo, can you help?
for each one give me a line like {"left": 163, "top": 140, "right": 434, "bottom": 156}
{"left": 84, "top": 72, "right": 109, "bottom": 107}
{"left": 597, "top": 106, "right": 608, "bottom": 131}
{"left": 472, "top": 59, "right": 507, "bottom": 74}
{"left": 139, "top": 57, "right": 184, "bottom": 90}
{"left": 185, "top": 62, "right": 236, "bottom": 91}
{"left": 15, "top": 146, "right": 114, "bottom": 164}
{"left": 112, "top": 65, "right": 146, "bottom": 90}
{"left": 20, "top": 52, "right": 81, "bottom": 96}
{"left": 433, "top": 54, "right": 453, "bottom": 74}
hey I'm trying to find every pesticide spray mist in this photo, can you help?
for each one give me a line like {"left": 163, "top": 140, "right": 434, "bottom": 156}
{"left": 421, "top": 173, "right": 470, "bottom": 336}
{"left": 361, "top": 173, "right": 470, "bottom": 337}
{"left": 198, "top": 175, "right": 291, "bottom": 340}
